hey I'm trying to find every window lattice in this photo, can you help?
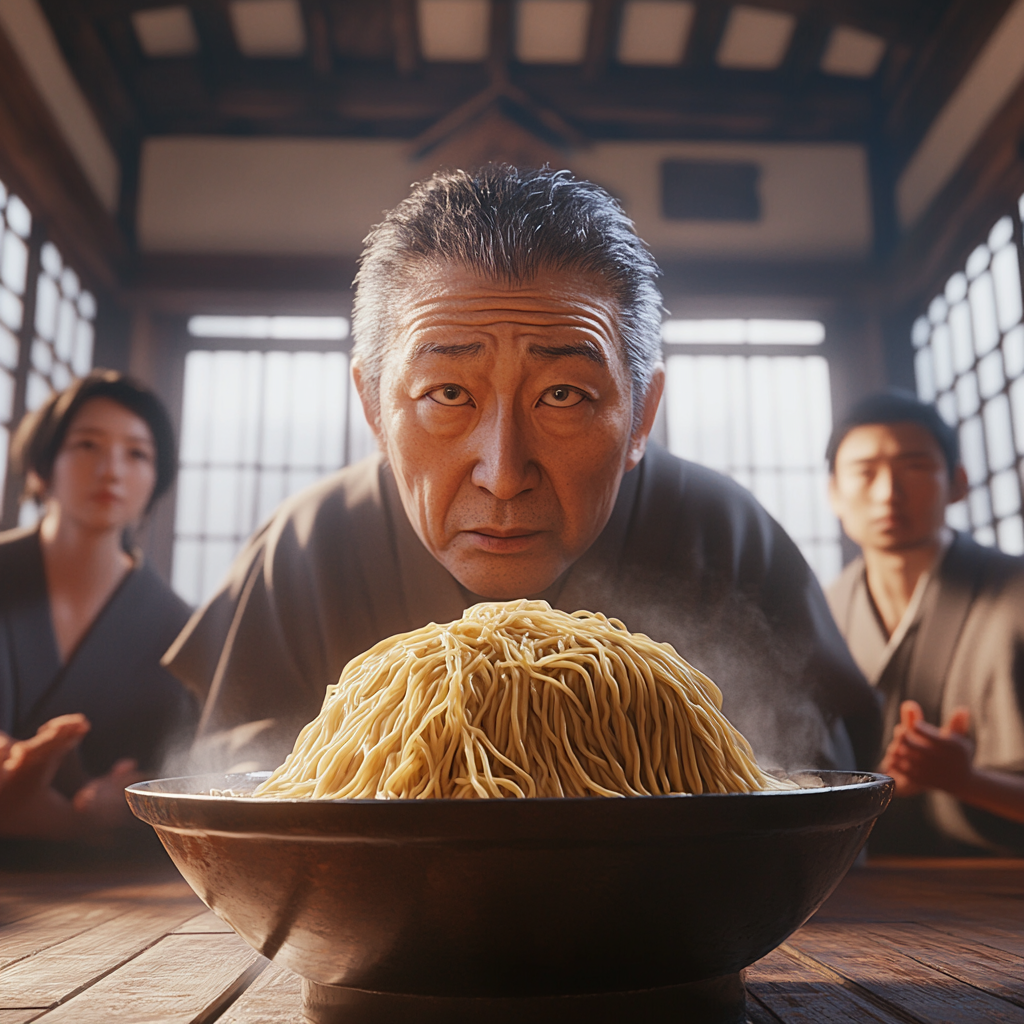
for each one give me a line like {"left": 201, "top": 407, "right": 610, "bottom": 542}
{"left": 173, "top": 346, "right": 375, "bottom": 605}
{"left": 912, "top": 194, "right": 1024, "bottom": 554}
{"left": 661, "top": 322, "right": 841, "bottom": 584}
{"left": 0, "top": 177, "right": 31, "bottom": 512}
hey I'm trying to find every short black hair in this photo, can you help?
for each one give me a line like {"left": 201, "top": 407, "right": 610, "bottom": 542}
{"left": 352, "top": 164, "right": 664, "bottom": 432}
{"left": 12, "top": 370, "right": 177, "bottom": 509}
{"left": 826, "top": 389, "right": 960, "bottom": 478}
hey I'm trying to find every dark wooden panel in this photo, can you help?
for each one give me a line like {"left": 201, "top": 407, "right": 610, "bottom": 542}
{"left": 882, "top": 0, "right": 1017, "bottom": 170}
{"left": 0, "top": 23, "right": 126, "bottom": 290}
{"left": 883, "top": 71, "right": 1024, "bottom": 312}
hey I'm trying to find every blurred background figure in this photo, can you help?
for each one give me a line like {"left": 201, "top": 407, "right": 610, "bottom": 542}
{"left": 0, "top": 371, "right": 194, "bottom": 844}
{"left": 827, "top": 391, "right": 1024, "bottom": 856}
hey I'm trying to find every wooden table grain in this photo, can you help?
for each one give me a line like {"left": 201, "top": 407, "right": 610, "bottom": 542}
{"left": 1, "top": 857, "right": 1021, "bottom": 1022}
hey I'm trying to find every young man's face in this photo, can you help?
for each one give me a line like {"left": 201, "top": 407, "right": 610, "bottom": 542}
{"left": 829, "top": 421, "right": 967, "bottom": 553}
{"left": 355, "top": 263, "right": 663, "bottom": 598}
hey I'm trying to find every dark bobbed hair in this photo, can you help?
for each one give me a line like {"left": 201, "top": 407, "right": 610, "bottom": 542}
{"left": 12, "top": 370, "right": 177, "bottom": 510}
{"left": 352, "top": 165, "right": 665, "bottom": 432}
{"left": 826, "top": 389, "right": 960, "bottom": 479}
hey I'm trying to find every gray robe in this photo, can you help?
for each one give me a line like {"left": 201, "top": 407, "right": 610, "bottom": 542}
{"left": 0, "top": 527, "right": 196, "bottom": 791}
{"left": 828, "top": 533, "right": 1024, "bottom": 855}
{"left": 166, "top": 445, "right": 881, "bottom": 773}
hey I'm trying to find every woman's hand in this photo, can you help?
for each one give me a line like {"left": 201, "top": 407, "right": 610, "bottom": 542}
{"left": 0, "top": 715, "right": 143, "bottom": 841}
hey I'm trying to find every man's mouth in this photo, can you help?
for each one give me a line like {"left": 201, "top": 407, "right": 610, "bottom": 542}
{"left": 462, "top": 528, "right": 543, "bottom": 554}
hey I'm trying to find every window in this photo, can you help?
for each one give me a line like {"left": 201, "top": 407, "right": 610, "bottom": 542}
{"left": 0, "top": 176, "right": 96, "bottom": 524}
{"left": 661, "top": 319, "right": 841, "bottom": 583}
{"left": 173, "top": 324, "right": 375, "bottom": 605}
{"left": 912, "top": 194, "right": 1024, "bottom": 553}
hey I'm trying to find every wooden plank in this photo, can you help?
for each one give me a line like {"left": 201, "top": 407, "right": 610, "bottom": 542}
{"left": 0, "top": 1013, "right": 45, "bottom": 1024}
{"left": 215, "top": 962, "right": 303, "bottom": 1023}
{"left": 745, "top": 947, "right": 910, "bottom": 1024}
{"left": 0, "top": 901, "right": 128, "bottom": 970}
{"left": 171, "top": 910, "right": 233, "bottom": 934}
{"left": 0, "top": 897, "right": 204, "bottom": 1007}
{"left": 855, "top": 923, "right": 1024, "bottom": 1008}
{"left": 29, "top": 933, "right": 265, "bottom": 1024}
{"left": 0, "top": 876, "right": 197, "bottom": 967}
{"left": 788, "top": 924, "right": 1024, "bottom": 1024}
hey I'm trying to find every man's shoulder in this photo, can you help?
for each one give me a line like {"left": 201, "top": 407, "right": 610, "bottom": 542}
{"left": 944, "top": 532, "right": 1024, "bottom": 597}
{"left": 641, "top": 444, "right": 771, "bottom": 522}
{"left": 260, "top": 453, "right": 386, "bottom": 549}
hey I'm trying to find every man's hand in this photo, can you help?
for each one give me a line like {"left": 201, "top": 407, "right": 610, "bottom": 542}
{"left": 880, "top": 700, "right": 1024, "bottom": 824}
{"left": 0, "top": 715, "right": 143, "bottom": 841}
{"left": 882, "top": 700, "right": 974, "bottom": 797}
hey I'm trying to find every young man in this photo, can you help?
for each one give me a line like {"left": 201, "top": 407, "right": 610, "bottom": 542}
{"left": 828, "top": 390, "right": 1024, "bottom": 854}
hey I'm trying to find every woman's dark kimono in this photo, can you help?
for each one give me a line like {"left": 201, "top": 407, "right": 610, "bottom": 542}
{"left": 0, "top": 526, "right": 196, "bottom": 791}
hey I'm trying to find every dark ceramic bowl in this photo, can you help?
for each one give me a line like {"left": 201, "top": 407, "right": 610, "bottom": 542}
{"left": 127, "top": 769, "right": 891, "bottom": 1008}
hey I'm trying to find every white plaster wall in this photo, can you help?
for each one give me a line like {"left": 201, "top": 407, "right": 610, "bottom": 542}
{"left": 0, "top": 0, "right": 120, "bottom": 212}
{"left": 137, "top": 136, "right": 872, "bottom": 260}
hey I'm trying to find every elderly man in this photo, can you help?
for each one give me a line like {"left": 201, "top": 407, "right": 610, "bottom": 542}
{"left": 827, "top": 390, "right": 1024, "bottom": 854}
{"left": 167, "top": 166, "right": 880, "bottom": 774}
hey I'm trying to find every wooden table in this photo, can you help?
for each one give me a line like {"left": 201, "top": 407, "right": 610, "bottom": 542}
{"left": 1, "top": 855, "right": 1022, "bottom": 1023}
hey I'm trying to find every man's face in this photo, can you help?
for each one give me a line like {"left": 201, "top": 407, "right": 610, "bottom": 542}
{"left": 355, "top": 263, "right": 663, "bottom": 598}
{"left": 829, "top": 422, "right": 967, "bottom": 553}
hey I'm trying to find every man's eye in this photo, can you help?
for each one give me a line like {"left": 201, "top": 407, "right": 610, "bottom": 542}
{"left": 538, "top": 386, "right": 586, "bottom": 408}
{"left": 427, "top": 385, "right": 472, "bottom": 407}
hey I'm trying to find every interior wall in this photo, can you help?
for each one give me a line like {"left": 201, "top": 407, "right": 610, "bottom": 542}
{"left": 137, "top": 137, "right": 872, "bottom": 263}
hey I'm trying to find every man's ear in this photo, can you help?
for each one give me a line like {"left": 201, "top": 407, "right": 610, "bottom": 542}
{"left": 949, "top": 463, "right": 969, "bottom": 504}
{"left": 351, "top": 358, "right": 384, "bottom": 445}
{"left": 625, "top": 365, "right": 665, "bottom": 471}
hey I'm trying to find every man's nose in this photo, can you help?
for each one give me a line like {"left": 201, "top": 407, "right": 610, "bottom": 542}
{"left": 869, "top": 465, "right": 899, "bottom": 501}
{"left": 469, "top": 404, "right": 539, "bottom": 500}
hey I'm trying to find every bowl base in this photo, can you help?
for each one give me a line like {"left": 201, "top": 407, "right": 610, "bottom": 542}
{"left": 302, "top": 973, "right": 747, "bottom": 1023}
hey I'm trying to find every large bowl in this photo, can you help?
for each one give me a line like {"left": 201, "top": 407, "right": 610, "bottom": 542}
{"left": 127, "top": 770, "right": 891, "bottom": 1021}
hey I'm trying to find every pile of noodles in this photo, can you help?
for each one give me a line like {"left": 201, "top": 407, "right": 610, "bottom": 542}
{"left": 254, "top": 600, "right": 795, "bottom": 800}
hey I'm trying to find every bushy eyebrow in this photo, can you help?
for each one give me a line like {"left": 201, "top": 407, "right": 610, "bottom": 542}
{"left": 528, "top": 341, "right": 605, "bottom": 366}
{"left": 410, "top": 341, "right": 484, "bottom": 361}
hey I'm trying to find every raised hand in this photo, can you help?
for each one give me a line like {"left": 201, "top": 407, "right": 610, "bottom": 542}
{"left": 881, "top": 700, "right": 974, "bottom": 797}
{"left": 0, "top": 715, "right": 143, "bottom": 841}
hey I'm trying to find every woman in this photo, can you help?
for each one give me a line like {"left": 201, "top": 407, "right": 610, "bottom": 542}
{"left": 0, "top": 371, "right": 195, "bottom": 841}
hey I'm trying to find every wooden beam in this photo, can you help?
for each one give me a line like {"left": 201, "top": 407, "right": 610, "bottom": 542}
{"left": 129, "top": 253, "right": 357, "bottom": 314}
{"left": 0, "top": 21, "right": 126, "bottom": 290}
{"left": 882, "top": 0, "right": 1015, "bottom": 171}
{"left": 883, "top": 69, "right": 1024, "bottom": 312}
{"left": 489, "top": 0, "right": 513, "bottom": 85}
{"left": 302, "top": 0, "right": 334, "bottom": 81}
{"left": 38, "top": 0, "right": 138, "bottom": 155}
{"left": 582, "top": 0, "right": 621, "bottom": 83}
{"left": 389, "top": 0, "right": 420, "bottom": 78}
{"left": 125, "top": 60, "right": 874, "bottom": 141}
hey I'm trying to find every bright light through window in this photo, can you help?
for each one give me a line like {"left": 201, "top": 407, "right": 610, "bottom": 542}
{"left": 662, "top": 319, "right": 825, "bottom": 345}
{"left": 187, "top": 315, "right": 349, "bottom": 340}
{"left": 661, "top": 319, "right": 840, "bottom": 583}
{"left": 912, "top": 197, "right": 1024, "bottom": 553}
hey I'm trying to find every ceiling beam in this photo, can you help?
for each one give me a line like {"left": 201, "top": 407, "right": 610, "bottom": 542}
{"left": 38, "top": 0, "right": 138, "bottom": 155}
{"left": 882, "top": 0, "right": 1016, "bottom": 171}
{"left": 389, "top": 0, "right": 420, "bottom": 78}
{"left": 0, "top": 23, "right": 126, "bottom": 290}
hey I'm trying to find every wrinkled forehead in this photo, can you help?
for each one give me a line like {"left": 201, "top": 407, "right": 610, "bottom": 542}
{"left": 387, "top": 259, "right": 624, "bottom": 345}
{"left": 834, "top": 421, "right": 947, "bottom": 465}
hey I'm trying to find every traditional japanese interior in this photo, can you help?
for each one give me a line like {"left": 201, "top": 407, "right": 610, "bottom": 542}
{"left": 1, "top": 0, "right": 1022, "bottom": 600}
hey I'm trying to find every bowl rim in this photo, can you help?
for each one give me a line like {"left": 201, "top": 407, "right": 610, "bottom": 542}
{"left": 126, "top": 768, "right": 893, "bottom": 804}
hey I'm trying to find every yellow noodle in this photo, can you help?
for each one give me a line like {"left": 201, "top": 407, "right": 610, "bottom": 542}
{"left": 254, "top": 601, "right": 795, "bottom": 800}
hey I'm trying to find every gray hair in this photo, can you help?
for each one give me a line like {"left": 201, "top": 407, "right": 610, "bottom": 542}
{"left": 351, "top": 165, "right": 664, "bottom": 431}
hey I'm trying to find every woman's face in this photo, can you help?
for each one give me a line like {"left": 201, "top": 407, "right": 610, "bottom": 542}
{"left": 46, "top": 397, "right": 158, "bottom": 533}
